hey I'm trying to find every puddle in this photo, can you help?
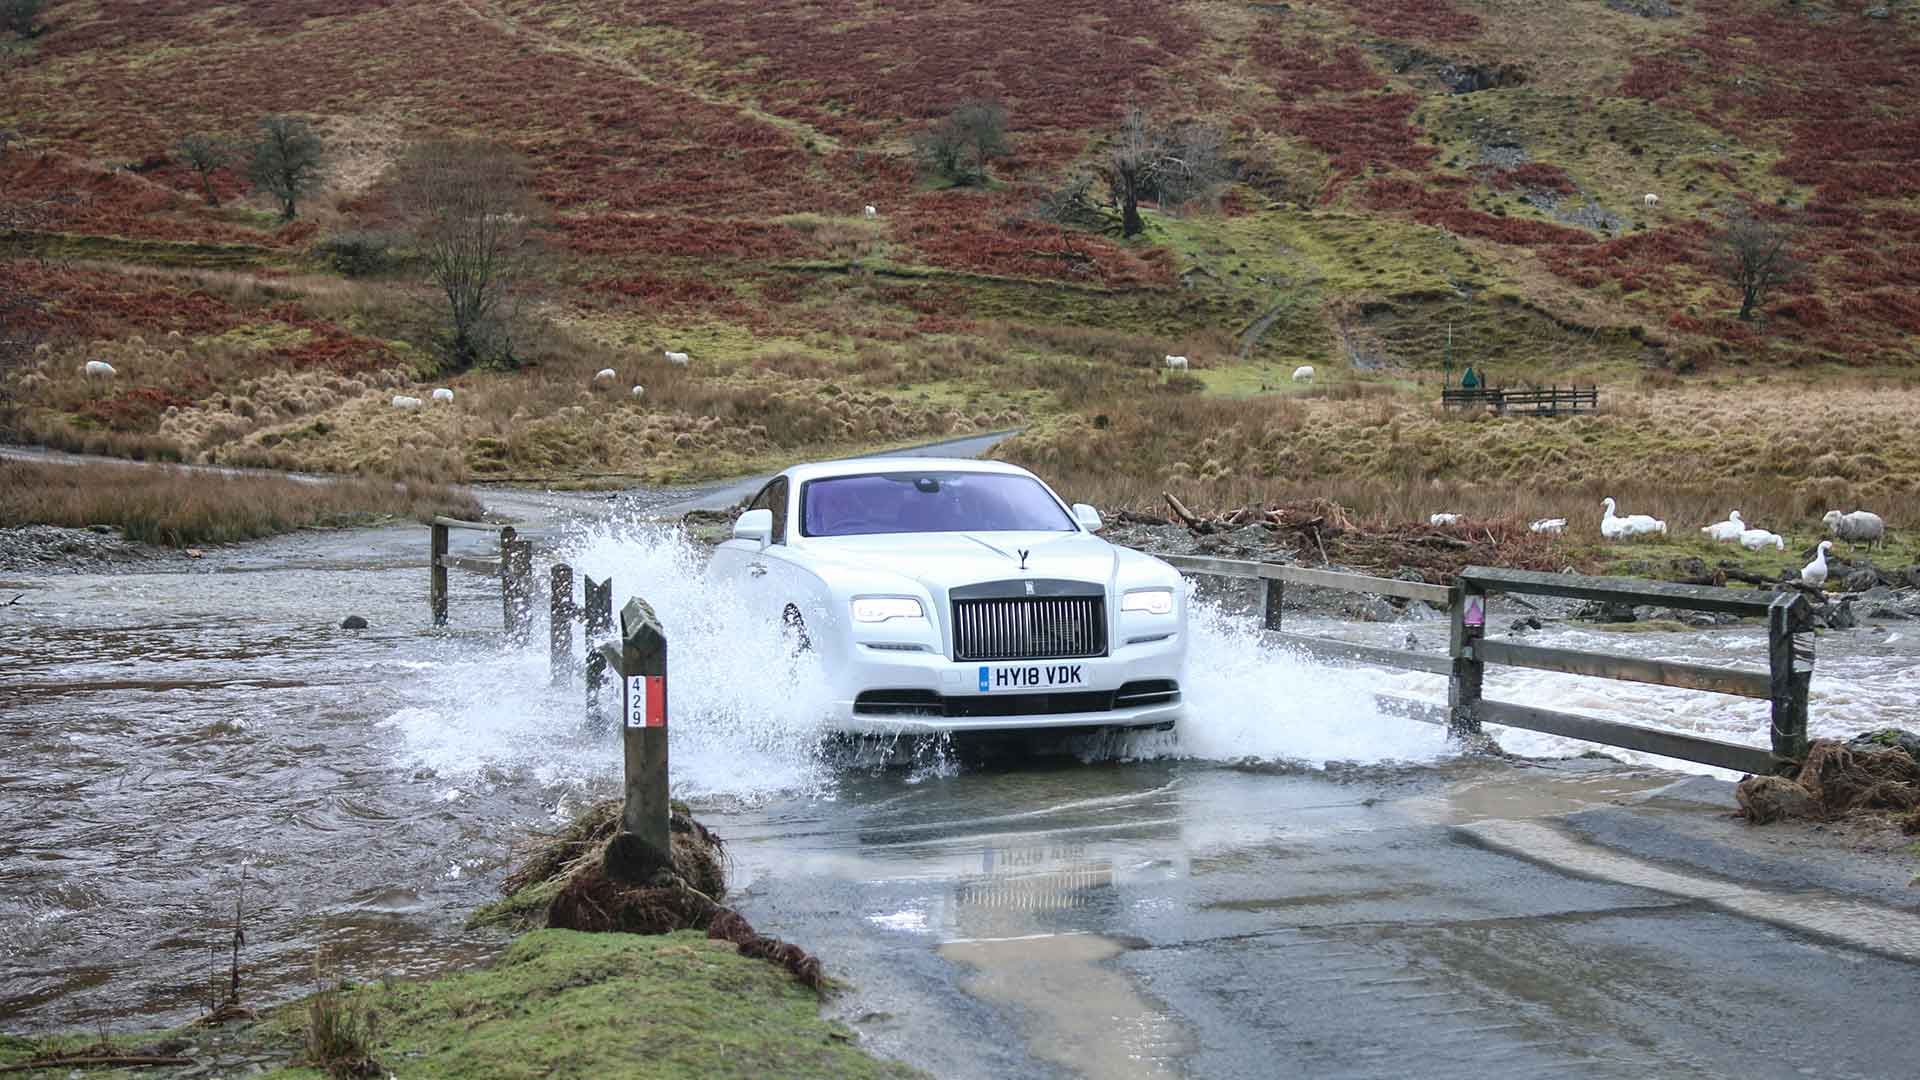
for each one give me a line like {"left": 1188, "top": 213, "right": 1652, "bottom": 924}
{"left": 940, "top": 933, "right": 1188, "bottom": 1080}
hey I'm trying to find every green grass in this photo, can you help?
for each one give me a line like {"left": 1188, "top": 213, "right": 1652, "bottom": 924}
{"left": 0, "top": 931, "right": 919, "bottom": 1080}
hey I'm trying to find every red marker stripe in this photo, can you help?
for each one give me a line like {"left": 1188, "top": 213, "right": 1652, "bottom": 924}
{"left": 644, "top": 675, "right": 666, "bottom": 728}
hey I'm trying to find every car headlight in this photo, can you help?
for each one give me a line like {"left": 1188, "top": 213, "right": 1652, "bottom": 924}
{"left": 1121, "top": 588, "right": 1175, "bottom": 616}
{"left": 851, "top": 597, "right": 926, "bottom": 623}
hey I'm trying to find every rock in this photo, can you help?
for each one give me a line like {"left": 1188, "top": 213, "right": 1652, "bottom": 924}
{"left": 1861, "top": 585, "right": 1898, "bottom": 602}
{"left": 1842, "top": 569, "right": 1879, "bottom": 593}
{"left": 185, "top": 548, "right": 205, "bottom": 559}
{"left": 1509, "top": 615, "right": 1543, "bottom": 632}
{"left": 1343, "top": 595, "right": 1399, "bottom": 623}
{"left": 1735, "top": 775, "right": 1820, "bottom": 824}
{"left": 340, "top": 615, "right": 369, "bottom": 630}
{"left": 1826, "top": 596, "right": 1858, "bottom": 630}
{"left": 1607, "top": 0, "right": 1679, "bottom": 16}
{"left": 1846, "top": 729, "right": 1920, "bottom": 761}
{"left": 1574, "top": 600, "right": 1638, "bottom": 623}
{"left": 87, "top": 523, "right": 114, "bottom": 534}
{"left": 1867, "top": 605, "right": 1912, "bottom": 621}
{"left": 1866, "top": 5, "right": 1891, "bottom": 19}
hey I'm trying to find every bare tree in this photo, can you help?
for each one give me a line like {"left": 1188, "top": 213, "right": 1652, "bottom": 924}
{"left": 1713, "top": 209, "right": 1802, "bottom": 322}
{"left": 174, "top": 134, "right": 234, "bottom": 207}
{"left": 247, "top": 115, "right": 325, "bottom": 222}
{"left": 394, "top": 139, "right": 540, "bottom": 366}
{"left": 915, "top": 99, "right": 1011, "bottom": 187}
{"left": 1100, "top": 108, "right": 1227, "bottom": 238}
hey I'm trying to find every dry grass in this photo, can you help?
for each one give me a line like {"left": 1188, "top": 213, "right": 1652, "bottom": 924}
{"left": 1000, "top": 383, "right": 1920, "bottom": 535}
{"left": 0, "top": 458, "right": 482, "bottom": 546}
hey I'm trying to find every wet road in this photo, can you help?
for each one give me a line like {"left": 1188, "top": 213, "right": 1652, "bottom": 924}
{"left": 719, "top": 762, "right": 1920, "bottom": 1079}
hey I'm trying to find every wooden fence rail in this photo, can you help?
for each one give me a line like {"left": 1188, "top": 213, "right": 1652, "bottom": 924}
{"left": 1165, "top": 554, "right": 1814, "bottom": 774}
{"left": 428, "top": 518, "right": 534, "bottom": 639}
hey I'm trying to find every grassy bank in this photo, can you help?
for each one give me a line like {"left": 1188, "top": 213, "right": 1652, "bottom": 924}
{"left": 0, "top": 931, "right": 917, "bottom": 1080}
{"left": 0, "top": 458, "right": 482, "bottom": 546}
{"left": 995, "top": 381, "right": 1920, "bottom": 544}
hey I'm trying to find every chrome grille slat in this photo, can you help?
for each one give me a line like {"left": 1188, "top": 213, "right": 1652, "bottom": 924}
{"left": 952, "top": 596, "right": 1108, "bottom": 661}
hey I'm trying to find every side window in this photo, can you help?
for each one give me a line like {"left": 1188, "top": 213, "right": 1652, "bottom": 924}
{"left": 744, "top": 479, "right": 788, "bottom": 544}
{"left": 767, "top": 477, "right": 789, "bottom": 544}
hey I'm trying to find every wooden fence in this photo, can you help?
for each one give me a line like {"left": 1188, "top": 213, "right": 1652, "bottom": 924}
{"left": 1162, "top": 554, "right": 1815, "bottom": 774}
{"left": 1442, "top": 385, "right": 1598, "bottom": 416}
{"left": 429, "top": 517, "right": 534, "bottom": 638}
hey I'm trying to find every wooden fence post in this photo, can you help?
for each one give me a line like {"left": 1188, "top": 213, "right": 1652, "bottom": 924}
{"left": 430, "top": 522, "right": 449, "bottom": 626}
{"left": 1767, "top": 593, "right": 1813, "bottom": 771}
{"left": 583, "top": 575, "right": 613, "bottom": 641}
{"left": 500, "top": 530, "right": 534, "bottom": 644}
{"left": 606, "top": 597, "right": 671, "bottom": 881}
{"left": 1447, "top": 579, "right": 1486, "bottom": 738}
{"left": 585, "top": 649, "right": 607, "bottom": 727}
{"left": 1259, "top": 576, "right": 1285, "bottom": 632}
{"left": 549, "top": 563, "right": 575, "bottom": 687}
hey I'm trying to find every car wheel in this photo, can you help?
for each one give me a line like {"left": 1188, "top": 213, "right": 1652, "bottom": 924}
{"left": 781, "top": 603, "right": 813, "bottom": 654}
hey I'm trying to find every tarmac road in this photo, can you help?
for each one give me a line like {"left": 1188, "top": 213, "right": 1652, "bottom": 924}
{"left": 713, "top": 757, "right": 1920, "bottom": 1080}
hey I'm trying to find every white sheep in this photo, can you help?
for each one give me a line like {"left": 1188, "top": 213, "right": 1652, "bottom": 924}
{"left": 631, "top": 385, "right": 646, "bottom": 398}
{"left": 663, "top": 350, "right": 690, "bottom": 365}
{"left": 1529, "top": 518, "right": 1567, "bottom": 534}
{"left": 391, "top": 394, "right": 423, "bottom": 409}
{"left": 1644, "top": 193, "right": 1659, "bottom": 208}
{"left": 1822, "top": 509, "right": 1885, "bottom": 548}
{"left": 1292, "top": 365, "right": 1315, "bottom": 383}
{"left": 1429, "top": 513, "right": 1460, "bottom": 526}
{"left": 1601, "top": 497, "right": 1666, "bottom": 540}
{"left": 1701, "top": 510, "right": 1745, "bottom": 542}
{"left": 594, "top": 368, "right": 618, "bottom": 383}
{"left": 1738, "top": 528, "right": 1785, "bottom": 551}
{"left": 863, "top": 205, "right": 878, "bottom": 218}
{"left": 430, "top": 387, "right": 455, "bottom": 403}
{"left": 1801, "top": 540, "right": 1833, "bottom": 588}
{"left": 1164, "top": 355, "right": 1189, "bottom": 370}
{"left": 82, "top": 360, "right": 117, "bottom": 379}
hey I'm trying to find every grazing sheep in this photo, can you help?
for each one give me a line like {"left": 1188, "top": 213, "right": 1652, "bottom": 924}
{"left": 1601, "top": 497, "right": 1665, "bottom": 540}
{"left": 1702, "top": 510, "right": 1745, "bottom": 542}
{"left": 430, "top": 387, "right": 454, "bottom": 403}
{"left": 1529, "top": 518, "right": 1567, "bottom": 534}
{"left": 594, "top": 368, "right": 618, "bottom": 383}
{"left": 391, "top": 395, "right": 423, "bottom": 409}
{"left": 1429, "top": 512, "right": 1460, "bottom": 526}
{"left": 1292, "top": 365, "right": 1315, "bottom": 383}
{"left": 1644, "top": 193, "right": 1659, "bottom": 207}
{"left": 1738, "top": 528, "right": 1785, "bottom": 551}
{"left": 663, "top": 350, "right": 690, "bottom": 365}
{"left": 1822, "top": 509, "right": 1885, "bottom": 548}
{"left": 82, "top": 360, "right": 117, "bottom": 379}
{"left": 631, "top": 385, "right": 646, "bottom": 398}
{"left": 863, "top": 205, "right": 878, "bottom": 218}
{"left": 1801, "top": 540, "right": 1834, "bottom": 588}
{"left": 1163, "top": 355, "right": 1189, "bottom": 370}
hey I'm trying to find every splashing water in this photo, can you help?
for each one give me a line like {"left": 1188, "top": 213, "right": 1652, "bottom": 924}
{"left": 380, "top": 523, "right": 1447, "bottom": 802}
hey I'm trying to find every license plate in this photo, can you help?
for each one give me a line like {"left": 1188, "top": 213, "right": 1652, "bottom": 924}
{"left": 978, "top": 663, "right": 1087, "bottom": 693}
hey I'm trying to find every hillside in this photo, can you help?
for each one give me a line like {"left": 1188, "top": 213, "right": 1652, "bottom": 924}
{"left": 1, "top": 0, "right": 1916, "bottom": 528}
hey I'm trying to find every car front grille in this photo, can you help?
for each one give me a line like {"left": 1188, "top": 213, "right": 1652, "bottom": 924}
{"left": 853, "top": 681, "right": 1180, "bottom": 719}
{"left": 951, "top": 596, "right": 1108, "bottom": 661}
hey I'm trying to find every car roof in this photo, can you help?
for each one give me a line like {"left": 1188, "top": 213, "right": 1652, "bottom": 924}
{"left": 781, "top": 457, "right": 1036, "bottom": 484}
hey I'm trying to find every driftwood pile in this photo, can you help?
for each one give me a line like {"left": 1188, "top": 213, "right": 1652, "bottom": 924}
{"left": 1736, "top": 739, "right": 1920, "bottom": 831}
{"left": 1154, "top": 493, "right": 1572, "bottom": 579}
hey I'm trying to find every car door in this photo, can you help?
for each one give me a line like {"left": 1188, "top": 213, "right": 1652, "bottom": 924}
{"left": 709, "top": 476, "right": 806, "bottom": 623}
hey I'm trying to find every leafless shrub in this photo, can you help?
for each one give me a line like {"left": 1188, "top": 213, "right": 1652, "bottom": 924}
{"left": 1713, "top": 208, "right": 1803, "bottom": 322}
{"left": 393, "top": 139, "right": 542, "bottom": 366}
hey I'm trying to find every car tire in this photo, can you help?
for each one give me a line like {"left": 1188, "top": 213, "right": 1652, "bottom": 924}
{"left": 782, "top": 603, "right": 813, "bottom": 654}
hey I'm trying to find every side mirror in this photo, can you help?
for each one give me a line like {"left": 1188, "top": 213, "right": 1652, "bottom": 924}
{"left": 733, "top": 508, "right": 773, "bottom": 545}
{"left": 1072, "top": 503, "right": 1104, "bottom": 532}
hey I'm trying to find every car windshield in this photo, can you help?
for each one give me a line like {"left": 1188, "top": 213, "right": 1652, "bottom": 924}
{"left": 800, "top": 471, "right": 1077, "bottom": 537}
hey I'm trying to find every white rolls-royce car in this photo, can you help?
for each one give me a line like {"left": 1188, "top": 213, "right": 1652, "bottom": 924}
{"left": 708, "top": 458, "right": 1187, "bottom": 734}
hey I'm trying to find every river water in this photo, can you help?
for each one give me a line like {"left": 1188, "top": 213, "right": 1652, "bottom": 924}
{"left": 2, "top": 518, "right": 1914, "bottom": 1036}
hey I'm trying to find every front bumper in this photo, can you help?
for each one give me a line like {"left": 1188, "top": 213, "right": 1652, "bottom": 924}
{"left": 832, "top": 633, "right": 1186, "bottom": 734}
